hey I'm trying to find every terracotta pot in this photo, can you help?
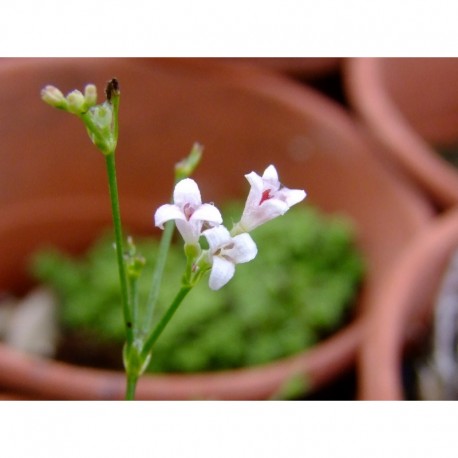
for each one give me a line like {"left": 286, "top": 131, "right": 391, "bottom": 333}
{"left": 344, "top": 58, "right": 458, "bottom": 208}
{"left": 222, "top": 58, "right": 340, "bottom": 78}
{"left": 0, "top": 58, "right": 432, "bottom": 399}
{"left": 359, "top": 209, "right": 458, "bottom": 400}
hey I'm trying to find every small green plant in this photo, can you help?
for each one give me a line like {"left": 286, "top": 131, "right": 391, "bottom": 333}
{"left": 31, "top": 203, "right": 364, "bottom": 374}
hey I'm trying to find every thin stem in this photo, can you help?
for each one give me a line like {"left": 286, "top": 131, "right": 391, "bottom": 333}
{"left": 143, "top": 220, "right": 175, "bottom": 334}
{"left": 141, "top": 144, "right": 202, "bottom": 336}
{"left": 129, "top": 275, "right": 140, "bottom": 338}
{"left": 111, "top": 89, "right": 120, "bottom": 145}
{"left": 125, "top": 373, "right": 138, "bottom": 400}
{"left": 105, "top": 153, "right": 133, "bottom": 344}
{"left": 141, "top": 285, "right": 192, "bottom": 361}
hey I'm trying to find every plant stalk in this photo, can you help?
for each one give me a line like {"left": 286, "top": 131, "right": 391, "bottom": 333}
{"left": 125, "top": 373, "right": 138, "bottom": 400}
{"left": 105, "top": 153, "right": 134, "bottom": 345}
{"left": 141, "top": 285, "right": 192, "bottom": 361}
{"left": 143, "top": 220, "right": 175, "bottom": 334}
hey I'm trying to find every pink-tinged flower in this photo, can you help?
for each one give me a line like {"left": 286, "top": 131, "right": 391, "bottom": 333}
{"left": 235, "top": 164, "right": 306, "bottom": 233}
{"left": 202, "top": 225, "right": 257, "bottom": 290}
{"left": 154, "top": 178, "right": 222, "bottom": 244}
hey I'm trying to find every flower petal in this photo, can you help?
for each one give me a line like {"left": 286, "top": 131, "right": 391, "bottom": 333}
{"left": 175, "top": 219, "right": 201, "bottom": 244}
{"left": 277, "top": 188, "right": 306, "bottom": 207}
{"left": 244, "top": 171, "right": 264, "bottom": 193}
{"left": 262, "top": 197, "right": 290, "bottom": 213}
{"left": 202, "top": 225, "right": 232, "bottom": 252}
{"left": 173, "top": 178, "right": 202, "bottom": 207}
{"left": 208, "top": 256, "right": 235, "bottom": 290}
{"left": 228, "top": 233, "right": 258, "bottom": 263}
{"left": 243, "top": 172, "right": 264, "bottom": 216}
{"left": 191, "top": 203, "right": 223, "bottom": 225}
{"left": 262, "top": 164, "right": 280, "bottom": 190}
{"left": 154, "top": 204, "right": 185, "bottom": 228}
{"left": 240, "top": 198, "right": 289, "bottom": 231}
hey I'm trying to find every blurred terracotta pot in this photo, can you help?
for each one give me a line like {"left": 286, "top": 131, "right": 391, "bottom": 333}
{"left": 0, "top": 58, "right": 432, "bottom": 399}
{"left": 359, "top": 209, "right": 458, "bottom": 400}
{"left": 344, "top": 58, "right": 458, "bottom": 208}
{"left": 222, "top": 58, "right": 340, "bottom": 78}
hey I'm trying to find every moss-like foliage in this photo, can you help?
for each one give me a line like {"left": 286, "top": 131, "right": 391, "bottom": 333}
{"left": 30, "top": 203, "right": 364, "bottom": 373}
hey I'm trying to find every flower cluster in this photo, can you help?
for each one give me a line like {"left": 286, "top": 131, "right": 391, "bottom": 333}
{"left": 41, "top": 84, "right": 98, "bottom": 114}
{"left": 154, "top": 165, "right": 306, "bottom": 290}
{"left": 41, "top": 77, "right": 307, "bottom": 399}
{"left": 41, "top": 80, "right": 120, "bottom": 156}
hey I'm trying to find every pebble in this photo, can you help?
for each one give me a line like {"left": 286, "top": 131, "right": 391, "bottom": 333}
{"left": 0, "top": 287, "right": 58, "bottom": 358}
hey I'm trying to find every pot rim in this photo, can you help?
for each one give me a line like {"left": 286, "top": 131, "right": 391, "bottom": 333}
{"left": 344, "top": 57, "right": 458, "bottom": 207}
{"left": 359, "top": 208, "right": 458, "bottom": 400}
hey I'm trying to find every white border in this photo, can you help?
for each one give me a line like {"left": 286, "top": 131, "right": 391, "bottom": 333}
{"left": 1, "top": 1, "right": 458, "bottom": 57}
{"left": 1, "top": 401, "right": 457, "bottom": 457}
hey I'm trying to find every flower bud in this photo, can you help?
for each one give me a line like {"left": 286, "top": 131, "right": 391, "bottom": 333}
{"left": 84, "top": 84, "right": 97, "bottom": 107}
{"left": 175, "top": 143, "right": 203, "bottom": 181}
{"left": 66, "top": 90, "right": 86, "bottom": 114}
{"left": 41, "top": 85, "right": 67, "bottom": 109}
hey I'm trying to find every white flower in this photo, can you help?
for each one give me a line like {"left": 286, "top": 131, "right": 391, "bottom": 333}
{"left": 236, "top": 164, "right": 306, "bottom": 233}
{"left": 154, "top": 178, "right": 222, "bottom": 244}
{"left": 202, "top": 225, "right": 257, "bottom": 290}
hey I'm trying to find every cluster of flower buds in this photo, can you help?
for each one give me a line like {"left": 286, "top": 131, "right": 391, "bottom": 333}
{"left": 41, "top": 84, "right": 98, "bottom": 115}
{"left": 41, "top": 81, "right": 120, "bottom": 156}
{"left": 154, "top": 165, "right": 306, "bottom": 290}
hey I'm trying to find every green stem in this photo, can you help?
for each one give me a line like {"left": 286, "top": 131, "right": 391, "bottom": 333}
{"left": 143, "top": 220, "right": 175, "bottom": 334}
{"left": 125, "top": 373, "right": 138, "bottom": 400}
{"left": 129, "top": 275, "right": 140, "bottom": 337}
{"left": 141, "top": 285, "right": 192, "bottom": 361}
{"left": 141, "top": 145, "right": 202, "bottom": 336}
{"left": 105, "top": 153, "right": 133, "bottom": 345}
